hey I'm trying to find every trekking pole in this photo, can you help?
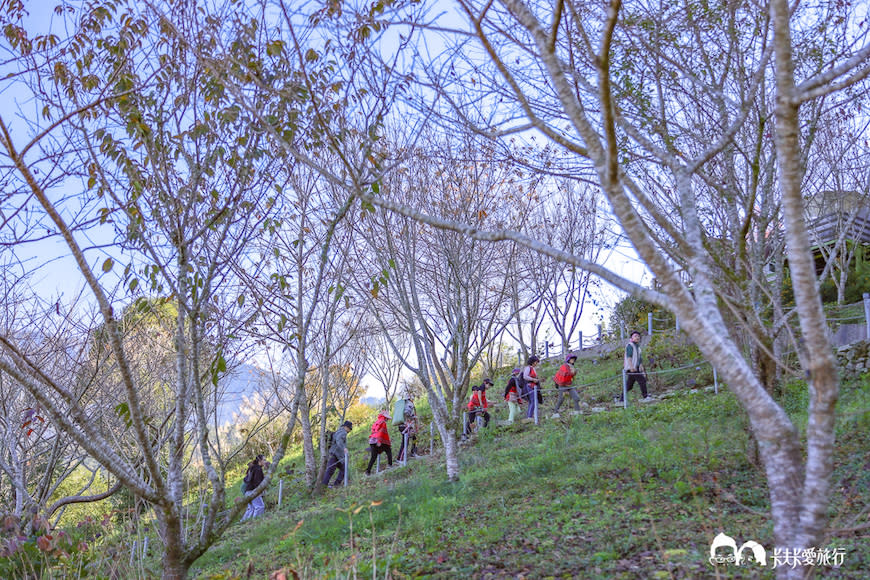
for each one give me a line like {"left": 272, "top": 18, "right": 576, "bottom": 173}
{"left": 344, "top": 449, "right": 349, "bottom": 487}
{"left": 713, "top": 366, "right": 719, "bottom": 395}
{"left": 622, "top": 370, "right": 628, "bottom": 409}
{"left": 462, "top": 411, "right": 467, "bottom": 437}
{"left": 403, "top": 432, "right": 409, "bottom": 466}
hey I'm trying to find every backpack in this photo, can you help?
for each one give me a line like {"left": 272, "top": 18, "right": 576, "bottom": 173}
{"left": 516, "top": 369, "right": 528, "bottom": 392}
{"left": 392, "top": 399, "right": 406, "bottom": 425}
{"left": 326, "top": 429, "right": 336, "bottom": 450}
{"left": 554, "top": 364, "right": 573, "bottom": 386}
{"left": 241, "top": 467, "right": 252, "bottom": 493}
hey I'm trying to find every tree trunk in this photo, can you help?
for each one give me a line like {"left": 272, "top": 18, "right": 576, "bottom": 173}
{"left": 298, "top": 393, "right": 317, "bottom": 488}
{"left": 159, "top": 508, "right": 188, "bottom": 580}
{"left": 441, "top": 428, "right": 460, "bottom": 482}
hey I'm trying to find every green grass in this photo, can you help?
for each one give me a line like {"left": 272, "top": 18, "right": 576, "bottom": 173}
{"left": 190, "top": 374, "right": 870, "bottom": 579}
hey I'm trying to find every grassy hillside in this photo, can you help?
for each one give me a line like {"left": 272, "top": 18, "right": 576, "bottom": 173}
{"left": 192, "top": 354, "right": 870, "bottom": 579}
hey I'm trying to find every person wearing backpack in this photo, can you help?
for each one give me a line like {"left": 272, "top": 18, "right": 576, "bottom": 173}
{"left": 465, "top": 379, "right": 491, "bottom": 434}
{"left": 322, "top": 420, "right": 353, "bottom": 488}
{"left": 365, "top": 411, "right": 393, "bottom": 475}
{"left": 503, "top": 368, "right": 523, "bottom": 423}
{"left": 396, "top": 398, "right": 418, "bottom": 462}
{"left": 241, "top": 454, "right": 266, "bottom": 521}
{"left": 553, "top": 353, "right": 581, "bottom": 414}
{"left": 523, "top": 356, "right": 542, "bottom": 419}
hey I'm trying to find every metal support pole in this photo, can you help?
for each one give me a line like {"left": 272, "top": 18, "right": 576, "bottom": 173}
{"left": 429, "top": 422, "right": 434, "bottom": 454}
{"left": 675, "top": 317, "right": 680, "bottom": 333}
{"left": 376, "top": 454, "right": 380, "bottom": 474}
{"left": 579, "top": 331, "right": 583, "bottom": 351}
{"left": 130, "top": 541, "right": 137, "bottom": 566}
{"left": 403, "top": 432, "right": 409, "bottom": 466}
{"left": 620, "top": 323, "right": 625, "bottom": 341}
{"left": 597, "top": 324, "right": 602, "bottom": 342}
{"left": 864, "top": 293, "right": 870, "bottom": 340}
{"left": 278, "top": 479, "right": 283, "bottom": 507}
{"left": 534, "top": 387, "right": 539, "bottom": 425}
{"left": 462, "top": 411, "right": 467, "bottom": 437}
{"left": 648, "top": 312, "right": 653, "bottom": 336}
{"left": 622, "top": 370, "right": 628, "bottom": 409}
{"left": 343, "top": 449, "right": 349, "bottom": 487}
{"left": 142, "top": 536, "right": 148, "bottom": 558}
{"left": 545, "top": 341, "right": 550, "bottom": 358}
{"left": 713, "top": 366, "right": 719, "bottom": 395}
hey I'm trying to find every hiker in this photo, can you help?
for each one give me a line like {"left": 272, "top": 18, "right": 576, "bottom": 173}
{"left": 322, "top": 420, "right": 353, "bottom": 488}
{"left": 523, "top": 356, "right": 543, "bottom": 419}
{"left": 365, "top": 411, "right": 393, "bottom": 475}
{"left": 241, "top": 454, "right": 266, "bottom": 521}
{"left": 396, "top": 398, "right": 419, "bottom": 462}
{"left": 553, "top": 353, "right": 581, "bottom": 414}
{"left": 616, "top": 331, "right": 651, "bottom": 403}
{"left": 466, "top": 379, "right": 491, "bottom": 433}
{"left": 503, "top": 368, "right": 523, "bottom": 423}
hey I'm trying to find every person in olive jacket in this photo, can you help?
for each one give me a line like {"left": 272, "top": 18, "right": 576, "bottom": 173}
{"left": 323, "top": 420, "right": 353, "bottom": 487}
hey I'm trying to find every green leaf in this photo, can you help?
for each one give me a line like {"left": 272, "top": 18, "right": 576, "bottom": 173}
{"left": 102, "top": 258, "right": 114, "bottom": 272}
{"left": 237, "top": 294, "right": 245, "bottom": 307}
{"left": 114, "top": 402, "right": 132, "bottom": 428}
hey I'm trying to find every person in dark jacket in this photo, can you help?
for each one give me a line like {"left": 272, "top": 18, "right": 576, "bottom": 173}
{"left": 241, "top": 454, "right": 266, "bottom": 521}
{"left": 323, "top": 421, "right": 353, "bottom": 488}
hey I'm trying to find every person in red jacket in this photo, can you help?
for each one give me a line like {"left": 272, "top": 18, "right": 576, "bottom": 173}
{"left": 365, "top": 411, "right": 393, "bottom": 475}
{"left": 465, "top": 378, "right": 491, "bottom": 434}
{"left": 553, "top": 353, "right": 580, "bottom": 414}
{"left": 503, "top": 368, "right": 523, "bottom": 424}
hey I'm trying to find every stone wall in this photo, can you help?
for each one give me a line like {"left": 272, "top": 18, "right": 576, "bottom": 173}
{"left": 836, "top": 340, "right": 870, "bottom": 381}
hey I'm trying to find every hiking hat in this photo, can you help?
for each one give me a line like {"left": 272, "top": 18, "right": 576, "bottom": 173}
{"left": 512, "top": 368, "right": 521, "bottom": 375}
{"left": 483, "top": 378, "right": 493, "bottom": 385}
{"left": 566, "top": 353, "right": 577, "bottom": 363}
{"left": 381, "top": 411, "right": 392, "bottom": 419}
{"left": 341, "top": 420, "right": 353, "bottom": 430}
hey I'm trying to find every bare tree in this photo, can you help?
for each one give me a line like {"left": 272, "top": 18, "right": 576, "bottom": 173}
{"left": 342, "top": 0, "right": 870, "bottom": 573}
